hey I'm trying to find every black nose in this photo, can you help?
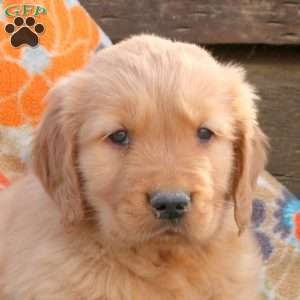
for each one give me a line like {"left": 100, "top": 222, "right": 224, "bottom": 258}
{"left": 149, "top": 191, "right": 191, "bottom": 220}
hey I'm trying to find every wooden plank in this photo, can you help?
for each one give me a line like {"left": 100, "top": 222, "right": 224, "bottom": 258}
{"left": 82, "top": 0, "right": 300, "bottom": 45}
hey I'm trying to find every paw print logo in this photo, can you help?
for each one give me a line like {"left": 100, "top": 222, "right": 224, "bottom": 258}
{"left": 5, "top": 17, "right": 45, "bottom": 48}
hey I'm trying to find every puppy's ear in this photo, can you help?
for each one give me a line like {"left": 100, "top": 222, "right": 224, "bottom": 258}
{"left": 228, "top": 67, "right": 268, "bottom": 233}
{"left": 32, "top": 82, "right": 84, "bottom": 225}
{"left": 233, "top": 124, "right": 268, "bottom": 233}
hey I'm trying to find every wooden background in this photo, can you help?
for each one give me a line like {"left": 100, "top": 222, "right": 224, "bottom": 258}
{"left": 81, "top": 0, "right": 300, "bottom": 196}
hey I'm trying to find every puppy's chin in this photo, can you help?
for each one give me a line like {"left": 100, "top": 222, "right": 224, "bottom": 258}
{"left": 98, "top": 213, "right": 219, "bottom": 248}
{"left": 120, "top": 230, "right": 190, "bottom": 248}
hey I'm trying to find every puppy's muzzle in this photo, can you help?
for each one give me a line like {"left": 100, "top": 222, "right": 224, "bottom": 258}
{"left": 149, "top": 191, "right": 191, "bottom": 220}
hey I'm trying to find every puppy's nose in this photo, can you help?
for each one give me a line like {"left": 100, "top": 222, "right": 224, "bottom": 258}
{"left": 149, "top": 191, "right": 191, "bottom": 220}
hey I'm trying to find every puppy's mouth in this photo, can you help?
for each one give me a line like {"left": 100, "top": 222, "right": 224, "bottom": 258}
{"left": 151, "top": 220, "right": 185, "bottom": 238}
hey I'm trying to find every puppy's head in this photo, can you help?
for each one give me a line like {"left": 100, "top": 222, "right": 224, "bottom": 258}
{"left": 32, "top": 35, "right": 267, "bottom": 246}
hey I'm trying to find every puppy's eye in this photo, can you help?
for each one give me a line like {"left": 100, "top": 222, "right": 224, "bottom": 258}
{"left": 197, "top": 127, "right": 214, "bottom": 142}
{"left": 109, "top": 130, "right": 130, "bottom": 146}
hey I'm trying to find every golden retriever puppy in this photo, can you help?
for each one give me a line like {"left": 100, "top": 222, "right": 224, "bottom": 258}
{"left": 0, "top": 35, "right": 267, "bottom": 300}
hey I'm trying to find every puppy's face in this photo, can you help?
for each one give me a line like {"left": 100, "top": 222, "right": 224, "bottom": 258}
{"left": 33, "top": 36, "right": 267, "bottom": 246}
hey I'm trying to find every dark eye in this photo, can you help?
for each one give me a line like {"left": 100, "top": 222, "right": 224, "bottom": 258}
{"left": 109, "top": 130, "right": 129, "bottom": 146}
{"left": 197, "top": 127, "right": 214, "bottom": 142}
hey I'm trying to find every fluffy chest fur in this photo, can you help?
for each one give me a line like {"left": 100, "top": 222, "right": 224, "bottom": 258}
{"left": 1, "top": 225, "right": 260, "bottom": 300}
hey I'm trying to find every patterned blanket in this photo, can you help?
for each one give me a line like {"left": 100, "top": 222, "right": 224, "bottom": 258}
{"left": 254, "top": 173, "right": 300, "bottom": 299}
{"left": 0, "top": 1, "right": 299, "bottom": 299}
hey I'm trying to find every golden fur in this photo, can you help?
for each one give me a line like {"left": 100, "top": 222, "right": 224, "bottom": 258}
{"left": 0, "top": 35, "right": 268, "bottom": 300}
